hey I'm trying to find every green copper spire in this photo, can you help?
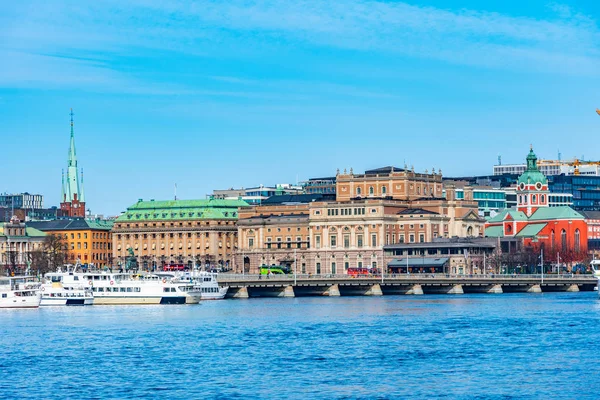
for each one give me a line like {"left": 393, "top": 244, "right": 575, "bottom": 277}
{"left": 518, "top": 145, "right": 548, "bottom": 186}
{"left": 63, "top": 108, "right": 83, "bottom": 203}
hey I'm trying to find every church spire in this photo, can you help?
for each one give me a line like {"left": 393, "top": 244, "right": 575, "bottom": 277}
{"left": 80, "top": 168, "right": 85, "bottom": 203}
{"left": 68, "top": 108, "right": 77, "bottom": 168}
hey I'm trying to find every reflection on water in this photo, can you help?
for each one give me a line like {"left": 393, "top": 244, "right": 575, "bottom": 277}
{"left": 1, "top": 293, "right": 599, "bottom": 399}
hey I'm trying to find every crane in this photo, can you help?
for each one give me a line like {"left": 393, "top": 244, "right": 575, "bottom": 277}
{"left": 597, "top": 108, "right": 600, "bottom": 116}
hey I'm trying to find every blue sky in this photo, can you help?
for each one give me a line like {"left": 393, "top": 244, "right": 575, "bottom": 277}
{"left": 1, "top": 0, "right": 599, "bottom": 215}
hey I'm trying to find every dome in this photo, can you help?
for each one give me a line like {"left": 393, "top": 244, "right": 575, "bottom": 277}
{"left": 517, "top": 148, "right": 548, "bottom": 186}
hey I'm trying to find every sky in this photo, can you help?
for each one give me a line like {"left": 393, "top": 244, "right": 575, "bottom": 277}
{"left": 1, "top": 0, "right": 599, "bottom": 216}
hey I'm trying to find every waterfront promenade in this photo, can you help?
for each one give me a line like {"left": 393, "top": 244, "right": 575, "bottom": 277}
{"left": 218, "top": 273, "right": 597, "bottom": 298}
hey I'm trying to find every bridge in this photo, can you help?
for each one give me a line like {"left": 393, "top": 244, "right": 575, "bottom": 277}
{"left": 217, "top": 274, "right": 598, "bottom": 298}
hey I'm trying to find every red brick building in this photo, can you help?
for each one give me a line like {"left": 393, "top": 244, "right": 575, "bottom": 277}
{"left": 485, "top": 148, "right": 587, "bottom": 263}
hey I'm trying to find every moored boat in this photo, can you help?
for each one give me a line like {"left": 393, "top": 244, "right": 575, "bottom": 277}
{"left": 0, "top": 276, "right": 41, "bottom": 309}
{"left": 158, "top": 271, "right": 228, "bottom": 300}
{"left": 41, "top": 271, "right": 93, "bottom": 306}
{"left": 83, "top": 272, "right": 199, "bottom": 305}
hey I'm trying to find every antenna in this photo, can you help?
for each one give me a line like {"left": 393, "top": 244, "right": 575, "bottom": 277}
{"left": 174, "top": 183, "right": 177, "bottom": 201}
{"left": 497, "top": 154, "right": 502, "bottom": 166}
{"left": 558, "top": 149, "right": 561, "bottom": 161}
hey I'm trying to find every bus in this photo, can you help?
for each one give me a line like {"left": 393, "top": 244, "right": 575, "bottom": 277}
{"left": 259, "top": 265, "right": 292, "bottom": 275}
{"left": 347, "top": 267, "right": 370, "bottom": 277}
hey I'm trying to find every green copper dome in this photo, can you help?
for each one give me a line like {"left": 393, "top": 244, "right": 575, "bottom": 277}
{"left": 517, "top": 148, "right": 548, "bottom": 186}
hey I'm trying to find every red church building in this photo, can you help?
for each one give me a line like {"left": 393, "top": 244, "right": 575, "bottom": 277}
{"left": 485, "top": 148, "right": 587, "bottom": 263}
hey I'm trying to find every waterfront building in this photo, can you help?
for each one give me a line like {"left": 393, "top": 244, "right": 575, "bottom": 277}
{"left": 28, "top": 219, "right": 113, "bottom": 268}
{"left": 0, "top": 216, "right": 46, "bottom": 274}
{"left": 336, "top": 166, "right": 443, "bottom": 201}
{"left": 484, "top": 148, "right": 588, "bottom": 260}
{"left": 0, "top": 193, "right": 44, "bottom": 210}
{"left": 111, "top": 198, "right": 248, "bottom": 270}
{"left": 60, "top": 109, "right": 86, "bottom": 218}
{"left": 237, "top": 167, "right": 484, "bottom": 274}
{"left": 301, "top": 177, "right": 337, "bottom": 195}
{"left": 384, "top": 237, "right": 497, "bottom": 274}
{"left": 213, "top": 184, "right": 303, "bottom": 205}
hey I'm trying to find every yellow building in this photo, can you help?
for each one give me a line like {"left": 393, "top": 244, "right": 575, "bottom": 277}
{"left": 29, "top": 219, "right": 113, "bottom": 268}
{"left": 0, "top": 216, "right": 46, "bottom": 274}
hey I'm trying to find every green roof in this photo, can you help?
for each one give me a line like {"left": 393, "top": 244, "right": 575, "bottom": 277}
{"left": 517, "top": 148, "right": 548, "bottom": 186}
{"left": 529, "top": 206, "right": 584, "bottom": 221}
{"left": 117, "top": 198, "right": 249, "bottom": 222}
{"left": 484, "top": 225, "right": 504, "bottom": 238}
{"left": 487, "top": 209, "right": 528, "bottom": 223}
{"left": 515, "top": 223, "right": 546, "bottom": 237}
{"left": 25, "top": 227, "right": 47, "bottom": 237}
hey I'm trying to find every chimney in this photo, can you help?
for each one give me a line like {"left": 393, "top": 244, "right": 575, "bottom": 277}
{"left": 445, "top": 185, "right": 456, "bottom": 201}
{"left": 463, "top": 186, "right": 474, "bottom": 201}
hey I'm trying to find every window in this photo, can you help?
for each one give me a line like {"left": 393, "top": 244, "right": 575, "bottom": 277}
{"left": 316, "top": 262, "right": 321, "bottom": 274}
{"left": 344, "top": 234, "right": 350, "bottom": 249}
{"left": 551, "top": 230, "right": 555, "bottom": 250}
{"left": 369, "top": 186, "right": 374, "bottom": 195}
{"left": 84, "top": 233, "right": 88, "bottom": 239}
{"left": 301, "top": 263, "right": 306, "bottom": 274}
{"left": 357, "top": 234, "right": 363, "bottom": 248}
{"left": 371, "top": 234, "right": 377, "bottom": 247}
{"left": 575, "top": 229, "right": 580, "bottom": 252}
{"left": 400, "top": 234, "right": 405, "bottom": 243}
{"left": 382, "top": 186, "right": 387, "bottom": 195}
{"left": 249, "top": 238, "right": 254, "bottom": 248}
{"left": 331, "top": 262, "right": 336, "bottom": 274}
{"left": 344, "top": 261, "right": 349, "bottom": 270}
{"left": 561, "top": 229, "right": 567, "bottom": 252}
{"left": 315, "top": 235, "right": 321, "bottom": 249}
{"left": 357, "top": 187, "right": 361, "bottom": 195}
{"left": 409, "top": 234, "right": 415, "bottom": 243}
{"left": 330, "top": 235, "right": 337, "bottom": 248}
{"left": 419, "top": 234, "right": 424, "bottom": 243}
{"left": 77, "top": 233, "right": 81, "bottom": 239}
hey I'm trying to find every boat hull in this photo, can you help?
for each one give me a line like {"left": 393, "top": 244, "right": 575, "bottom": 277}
{"left": 40, "top": 297, "right": 94, "bottom": 306}
{"left": 93, "top": 296, "right": 187, "bottom": 305}
{"left": 0, "top": 296, "right": 41, "bottom": 309}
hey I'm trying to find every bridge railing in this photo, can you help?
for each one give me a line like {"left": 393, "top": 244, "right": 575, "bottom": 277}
{"left": 218, "top": 273, "right": 596, "bottom": 281}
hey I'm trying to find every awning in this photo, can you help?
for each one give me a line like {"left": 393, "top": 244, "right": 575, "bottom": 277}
{"left": 388, "top": 257, "right": 449, "bottom": 268}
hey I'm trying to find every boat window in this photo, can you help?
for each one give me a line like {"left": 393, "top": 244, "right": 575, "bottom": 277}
{"left": 135, "top": 288, "right": 141, "bottom": 292}
{"left": 163, "top": 288, "right": 169, "bottom": 292}
{"left": 1, "top": 294, "right": 6, "bottom": 298}
{"left": 120, "top": 288, "right": 126, "bottom": 292}
{"left": 105, "top": 287, "right": 111, "bottom": 292}
{"left": 92, "top": 288, "right": 97, "bottom": 292}
{"left": 51, "top": 276, "right": 61, "bottom": 283}
{"left": 74, "top": 276, "right": 79, "bottom": 281}
{"left": 102, "top": 276, "right": 108, "bottom": 280}
{"left": 98, "top": 287, "right": 104, "bottom": 292}
{"left": 127, "top": 288, "right": 132, "bottom": 292}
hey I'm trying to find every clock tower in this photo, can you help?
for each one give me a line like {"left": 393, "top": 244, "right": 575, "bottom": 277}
{"left": 516, "top": 146, "right": 549, "bottom": 217}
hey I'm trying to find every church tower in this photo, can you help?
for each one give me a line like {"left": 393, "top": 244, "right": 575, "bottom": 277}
{"left": 60, "top": 109, "right": 86, "bottom": 218}
{"left": 516, "top": 146, "right": 549, "bottom": 217}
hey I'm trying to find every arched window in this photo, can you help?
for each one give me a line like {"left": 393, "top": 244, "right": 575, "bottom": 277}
{"left": 381, "top": 186, "right": 387, "bottom": 195}
{"left": 551, "top": 230, "right": 555, "bottom": 250}
{"left": 467, "top": 226, "right": 473, "bottom": 236}
{"left": 541, "top": 195, "right": 545, "bottom": 204}
{"left": 575, "top": 229, "right": 580, "bottom": 252}
{"left": 356, "top": 187, "right": 361, "bottom": 195}
{"left": 532, "top": 195, "right": 537, "bottom": 203}
{"left": 369, "top": 186, "right": 374, "bottom": 195}
{"left": 561, "top": 229, "right": 567, "bottom": 252}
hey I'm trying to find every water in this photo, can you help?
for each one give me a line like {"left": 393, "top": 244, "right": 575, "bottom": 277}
{"left": 1, "top": 293, "right": 599, "bottom": 399}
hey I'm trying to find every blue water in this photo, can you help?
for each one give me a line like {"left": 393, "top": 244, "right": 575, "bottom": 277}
{"left": 1, "top": 293, "right": 599, "bottom": 399}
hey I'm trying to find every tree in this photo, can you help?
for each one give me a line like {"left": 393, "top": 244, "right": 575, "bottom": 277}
{"left": 44, "top": 234, "right": 67, "bottom": 272}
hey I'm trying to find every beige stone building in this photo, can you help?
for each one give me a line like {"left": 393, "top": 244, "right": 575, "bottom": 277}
{"left": 236, "top": 167, "right": 484, "bottom": 274}
{"left": 0, "top": 216, "right": 46, "bottom": 274}
{"left": 112, "top": 198, "right": 248, "bottom": 270}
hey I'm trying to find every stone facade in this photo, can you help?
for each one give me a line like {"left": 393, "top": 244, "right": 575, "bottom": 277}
{"left": 0, "top": 216, "right": 46, "bottom": 273}
{"left": 111, "top": 198, "right": 248, "bottom": 270}
{"left": 236, "top": 168, "right": 484, "bottom": 274}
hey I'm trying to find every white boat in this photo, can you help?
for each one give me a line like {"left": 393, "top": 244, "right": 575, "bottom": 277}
{"left": 83, "top": 272, "right": 200, "bottom": 305}
{"left": 41, "top": 271, "right": 94, "bottom": 306}
{"left": 591, "top": 260, "right": 600, "bottom": 293}
{"left": 0, "top": 276, "right": 41, "bottom": 309}
{"left": 158, "top": 271, "right": 228, "bottom": 300}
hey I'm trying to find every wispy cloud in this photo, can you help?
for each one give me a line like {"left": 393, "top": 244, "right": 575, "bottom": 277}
{"left": 1, "top": 0, "right": 598, "bottom": 95}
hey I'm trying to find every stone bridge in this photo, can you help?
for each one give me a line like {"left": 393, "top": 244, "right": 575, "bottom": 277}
{"left": 217, "top": 274, "right": 597, "bottom": 298}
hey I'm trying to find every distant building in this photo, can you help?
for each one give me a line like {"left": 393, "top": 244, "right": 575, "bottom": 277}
{"left": 29, "top": 219, "right": 113, "bottom": 268}
{"left": 301, "top": 177, "right": 337, "bottom": 195}
{"left": 212, "top": 184, "right": 303, "bottom": 205}
{"left": 60, "top": 109, "right": 86, "bottom": 218}
{"left": 485, "top": 148, "right": 588, "bottom": 261}
{"left": 0, "top": 216, "right": 46, "bottom": 274}
{"left": 494, "top": 158, "right": 600, "bottom": 177}
{"left": 111, "top": 198, "right": 248, "bottom": 270}
{"left": 236, "top": 166, "right": 484, "bottom": 274}
{"left": 0, "top": 193, "right": 43, "bottom": 210}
